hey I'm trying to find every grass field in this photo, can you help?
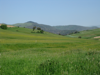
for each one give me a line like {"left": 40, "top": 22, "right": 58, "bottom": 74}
{"left": 0, "top": 27, "right": 100, "bottom": 75}
{"left": 67, "top": 28, "right": 100, "bottom": 39}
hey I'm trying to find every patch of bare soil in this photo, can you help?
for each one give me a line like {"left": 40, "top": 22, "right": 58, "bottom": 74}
{"left": 0, "top": 24, "right": 15, "bottom": 27}
{"left": 94, "top": 36, "right": 100, "bottom": 38}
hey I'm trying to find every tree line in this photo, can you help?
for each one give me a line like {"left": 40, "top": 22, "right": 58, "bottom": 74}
{"left": 33, "top": 26, "right": 44, "bottom": 33}
{"left": 0, "top": 24, "right": 7, "bottom": 29}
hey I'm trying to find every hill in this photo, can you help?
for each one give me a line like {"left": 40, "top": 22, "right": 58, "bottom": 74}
{"left": 12, "top": 21, "right": 78, "bottom": 35}
{"left": 0, "top": 27, "right": 100, "bottom": 75}
{"left": 12, "top": 21, "right": 98, "bottom": 35}
{"left": 67, "top": 28, "right": 100, "bottom": 39}
{"left": 13, "top": 21, "right": 60, "bottom": 34}
{"left": 13, "top": 21, "right": 59, "bottom": 34}
{"left": 53, "top": 25, "right": 98, "bottom": 31}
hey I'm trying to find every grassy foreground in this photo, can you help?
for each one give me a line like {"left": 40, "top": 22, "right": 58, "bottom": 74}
{"left": 0, "top": 27, "right": 100, "bottom": 75}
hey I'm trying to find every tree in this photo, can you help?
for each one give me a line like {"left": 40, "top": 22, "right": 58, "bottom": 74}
{"left": 37, "top": 27, "right": 41, "bottom": 30}
{"left": 40, "top": 30, "right": 44, "bottom": 33}
{"left": 78, "top": 36, "right": 81, "bottom": 38}
{"left": 74, "top": 31, "right": 79, "bottom": 34}
{"left": 1, "top": 24, "right": 7, "bottom": 29}
{"left": 59, "top": 33, "right": 61, "bottom": 35}
{"left": 33, "top": 26, "right": 36, "bottom": 31}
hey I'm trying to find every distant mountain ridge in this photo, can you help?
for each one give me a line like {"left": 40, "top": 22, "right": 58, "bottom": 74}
{"left": 12, "top": 21, "right": 98, "bottom": 35}
{"left": 53, "top": 25, "right": 98, "bottom": 31}
{"left": 13, "top": 21, "right": 60, "bottom": 34}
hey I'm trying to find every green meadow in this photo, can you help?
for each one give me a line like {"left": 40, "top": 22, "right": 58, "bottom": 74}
{"left": 0, "top": 27, "right": 100, "bottom": 75}
{"left": 67, "top": 28, "right": 100, "bottom": 39}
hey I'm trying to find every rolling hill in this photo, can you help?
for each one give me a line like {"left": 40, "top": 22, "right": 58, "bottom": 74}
{"left": 67, "top": 28, "right": 100, "bottom": 39}
{"left": 12, "top": 21, "right": 98, "bottom": 35}
{"left": 0, "top": 26, "right": 100, "bottom": 75}
{"left": 12, "top": 21, "right": 77, "bottom": 35}
{"left": 53, "top": 25, "right": 98, "bottom": 31}
{"left": 12, "top": 21, "right": 60, "bottom": 34}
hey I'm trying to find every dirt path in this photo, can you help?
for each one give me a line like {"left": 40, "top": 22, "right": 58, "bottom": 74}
{"left": 94, "top": 36, "right": 100, "bottom": 38}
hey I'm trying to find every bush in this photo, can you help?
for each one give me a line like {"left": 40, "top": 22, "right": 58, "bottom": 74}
{"left": 78, "top": 36, "right": 81, "bottom": 38}
{"left": 33, "top": 26, "right": 36, "bottom": 31}
{"left": 40, "top": 30, "right": 44, "bottom": 33}
{"left": 74, "top": 31, "right": 79, "bottom": 34}
{"left": 1, "top": 24, "right": 7, "bottom": 29}
{"left": 37, "top": 27, "right": 41, "bottom": 30}
{"left": 59, "top": 33, "right": 61, "bottom": 35}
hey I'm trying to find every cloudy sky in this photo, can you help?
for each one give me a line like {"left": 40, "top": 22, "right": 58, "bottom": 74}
{"left": 0, "top": 0, "right": 100, "bottom": 26}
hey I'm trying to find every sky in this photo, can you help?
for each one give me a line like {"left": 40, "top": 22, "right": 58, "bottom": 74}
{"left": 0, "top": 0, "right": 100, "bottom": 26}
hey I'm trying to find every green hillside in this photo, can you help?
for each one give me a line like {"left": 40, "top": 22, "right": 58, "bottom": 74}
{"left": 0, "top": 27, "right": 100, "bottom": 75}
{"left": 13, "top": 22, "right": 33, "bottom": 27}
{"left": 67, "top": 28, "right": 100, "bottom": 39}
{"left": 12, "top": 21, "right": 78, "bottom": 35}
{"left": 12, "top": 21, "right": 98, "bottom": 35}
{"left": 12, "top": 21, "right": 61, "bottom": 34}
{"left": 53, "top": 25, "right": 98, "bottom": 31}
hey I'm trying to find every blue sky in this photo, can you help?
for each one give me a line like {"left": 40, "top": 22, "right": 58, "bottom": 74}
{"left": 0, "top": 0, "right": 100, "bottom": 26}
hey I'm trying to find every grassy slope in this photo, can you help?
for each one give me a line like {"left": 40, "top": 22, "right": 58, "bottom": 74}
{"left": 53, "top": 25, "right": 98, "bottom": 31}
{"left": 67, "top": 28, "right": 100, "bottom": 39}
{"left": 0, "top": 27, "right": 100, "bottom": 75}
{"left": 12, "top": 23, "right": 33, "bottom": 27}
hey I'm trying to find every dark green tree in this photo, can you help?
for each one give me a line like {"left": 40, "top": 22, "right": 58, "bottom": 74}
{"left": 37, "top": 27, "right": 41, "bottom": 30}
{"left": 33, "top": 26, "right": 36, "bottom": 31}
{"left": 40, "top": 30, "right": 44, "bottom": 33}
{"left": 78, "top": 36, "right": 81, "bottom": 38}
{"left": 59, "top": 33, "right": 61, "bottom": 35}
{"left": 1, "top": 24, "right": 7, "bottom": 29}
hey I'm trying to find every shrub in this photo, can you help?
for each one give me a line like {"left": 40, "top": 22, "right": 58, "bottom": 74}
{"left": 40, "top": 30, "right": 44, "bottom": 33}
{"left": 59, "top": 33, "right": 61, "bottom": 35}
{"left": 74, "top": 31, "right": 79, "bottom": 34}
{"left": 1, "top": 24, "right": 7, "bottom": 29}
{"left": 37, "top": 27, "right": 41, "bottom": 30}
{"left": 33, "top": 26, "right": 36, "bottom": 31}
{"left": 78, "top": 36, "right": 81, "bottom": 38}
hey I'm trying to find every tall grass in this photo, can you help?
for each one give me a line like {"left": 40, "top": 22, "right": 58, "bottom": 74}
{"left": 1, "top": 49, "right": 100, "bottom": 75}
{"left": 0, "top": 27, "right": 100, "bottom": 75}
